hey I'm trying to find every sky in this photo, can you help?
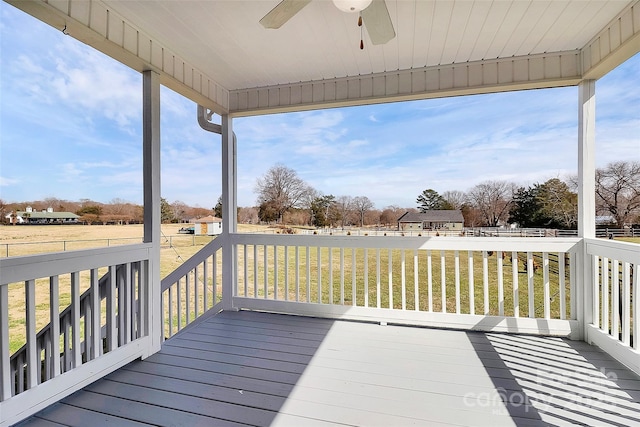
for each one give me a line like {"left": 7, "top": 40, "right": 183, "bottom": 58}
{"left": 0, "top": 3, "right": 638, "bottom": 211}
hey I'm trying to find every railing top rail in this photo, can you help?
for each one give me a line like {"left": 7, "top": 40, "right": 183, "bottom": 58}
{"left": 161, "top": 237, "right": 224, "bottom": 291}
{"left": 585, "top": 237, "right": 640, "bottom": 263}
{"left": 0, "top": 243, "right": 152, "bottom": 284}
{"left": 230, "top": 233, "right": 581, "bottom": 252}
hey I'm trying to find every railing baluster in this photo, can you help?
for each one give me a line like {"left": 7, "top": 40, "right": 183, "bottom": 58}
{"left": 43, "top": 331, "right": 51, "bottom": 382}
{"left": 213, "top": 251, "right": 218, "bottom": 305}
{"left": 124, "top": 263, "right": 132, "bottom": 344}
{"left": 90, "top": 269, "right": 100, "bottom": 360}
{"left": 185, "top": 270, "right": 190, "bottom": 324}
{"left": 388, "top": 249, "right": 393, "bottom": 309}
{"left": 306, "top": 247, "right": 310, "bottom": 303}
{"left": 107, "top": 265, "right": 117, "bottom": 351}
{"left": 285, "top": 246, "right": 290, "bottom": 301}
{"left": 414, "top": 250, "right": 419, "bottom": 311}
{"left": 329, "top": 248, "right": 334, "bottom": 304}
{"left": 543, "top": 252, "right": 550, "bottom": 319}
{"left": 295, "top": 246, "right": 300, "bottom": 302}
{"left": 83, "top": 297, "right": 91, "bottom": 359}
{"left": 482, "top": 250, "right": 489, "bottom": 315}
{"left": 340, "top": 248, "right": 345, "bottom": 305}
{"left": 62, "top": 315, "right": 71, "bottom": 372}
{"left": 512, "top": 251, "right": 518, "bottom": 318}
{"left": 263, "top": 245, "right": 268, "bottom": 299}
{"left": 593, "top": 255, "right": 600, "bottom": 328}
{"left": 49, "top": 276, "right": 60, "bottom": 377}
{"left": 177, "top": 278, "right": 182, "bottom": 331}
{"left": 364, "top": 248, "right": 369, "bottom": 307}
{"left": 251, "top": 246, "right": 257, "bottom": 299}
{"left": 204, "top": 258, "right": 209, "bottom": 310}
{"left": 317, "top": 247, "right": 322, "bottom": 304}
{"left": 611, "top": 260, "right": 619, "bottom": 339}
{"left": 352, "top": 248, "right": 356, "bottom": 307}
{"left": 468, "top": 251, "right": 475, "bottom": 315}
{"left": 274, "top": 245, "right": 279, "bottom": 300}
{"left": 25, "top": 279, "right": 37, "bottom": 389}
{"left": 194, "top": 265, "right": 199, "bottom": 318}
{"left": 527, "top": 252, "right": 534, "bottom": 318}
{"left": 441, "top": 252, "right": 446, "bottom": 313}
{"left": 71, "top": 272, "right": 81, "bottom": 368}
{"left": 401, "top": 250, "right": 406, "bottom": 310}
{"left": 621, "top": 262, "right": 631, "bottom": 346}
{"left": 243, "top": 245, "right": 248, "bottom": 298}
{"left": 497, "top": 251, "right": 504, "bottom": 316}
{"left": 167, "top": 286, "right": 173, "bottom": 338}
{"left": 633, "top": 263, "right": 638, "bottom": 350}
{"left": 376, "top": 249, "right": 381, "bottom": 309}
{"left": 454, "top": 251, "right": 460, "bottom": 314}
{"left": 558, "top": 252, "right": 567, "bottom": 320}
{"left": 427, "top": 250, "right": 433, "bottom": 312}
{"left": 1, "top": 283, "right": 11, "bottom": 400}
{"left": 17, "top": 353, "right": 24, "bottom": 394}
{"left": 569, "top": 251, "right": 576, "bottom": 320}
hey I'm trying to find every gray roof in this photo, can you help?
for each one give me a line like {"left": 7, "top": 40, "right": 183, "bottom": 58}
{"left": 398, "top": 210, "right": 464, "bottom": 223}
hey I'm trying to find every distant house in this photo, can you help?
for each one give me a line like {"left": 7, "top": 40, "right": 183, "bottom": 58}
{"left": 398, "top": 210, "right": 464, "bottom": 232}
{"left": 5, "top": 206, "right": 80, "bottom": 224}
{"left": 194, "top": 216, "right": 222, "bottom": 236}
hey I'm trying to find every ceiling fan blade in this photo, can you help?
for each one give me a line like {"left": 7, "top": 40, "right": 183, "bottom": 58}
{"left": 259, "top": 0, "right": 312, "bottom": 29}
{"left": 361, "top": 0, "right": 395, "bottom": 45}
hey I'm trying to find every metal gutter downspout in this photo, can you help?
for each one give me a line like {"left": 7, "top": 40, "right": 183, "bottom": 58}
{"left": 197, "top": 105, "right": 237, "bottom": 310}
{"left": 197, "top": 105, "right": 223, "bottom": 135}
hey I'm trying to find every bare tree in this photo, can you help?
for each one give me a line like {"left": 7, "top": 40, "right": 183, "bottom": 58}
{"left": 238, "top": 207, "right": 259, "bottom": 224}
{"left": 171, "top": 200, "right": 189, "bottom": 223}
{"left": 441, "top": 190, "right": 467, "bottom": 210}
{"left": 379, "top": 205, "right": 409, "bottom": 228}
{"left": 255, "top": 164, "right": 313, "bottom": 223}
{"left": 467, "top": 181, "right": 514, "bottom": 226}
{"left": 352, "top": 196, "right": 374, "bottom": 227}
{"left": 595, "top": 161, "right": 640, "bottom": 226}
{"left": 331, "top": 195, "right": 354, "bottom": 229}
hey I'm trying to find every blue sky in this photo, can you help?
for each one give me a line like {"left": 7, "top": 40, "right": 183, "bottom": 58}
{"left": 1, "top": 3, "right": 638, "bottom": 210}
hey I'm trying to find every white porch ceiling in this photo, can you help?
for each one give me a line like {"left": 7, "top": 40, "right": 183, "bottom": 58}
{"left": 7, "top": 0, "right": 640, "bottom": 116}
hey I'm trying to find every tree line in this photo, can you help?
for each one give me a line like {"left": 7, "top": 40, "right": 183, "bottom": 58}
{"left": 253, "top": 161, "right": 639, "bottom": 229}
{"left": 1, "top": 160, "right": 637, "bottom": 228}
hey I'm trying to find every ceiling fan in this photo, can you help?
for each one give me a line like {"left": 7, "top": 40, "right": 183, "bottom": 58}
{"left": 259, "top": 0, "right": 396, "bottom": 48}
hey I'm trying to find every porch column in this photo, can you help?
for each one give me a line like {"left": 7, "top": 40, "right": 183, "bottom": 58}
{"left": 577, "top": 79, "right": 596, "bottom": 341}
{"left": 221, "top": 115, "right": 237, "bottom": 310}
{"left": 578, "top": 80, "right": 596, "bottom": 239}
{"left": 143, "top": 70, "right": 162, "bottom": 354}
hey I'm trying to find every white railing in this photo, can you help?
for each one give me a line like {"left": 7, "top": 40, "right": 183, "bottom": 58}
{"left": 231, "top": 234, "right": 581, "bottom": 336}
{"left": 161, "top": 238, "right": 224, "bottom": 340}
{"left": 586, "top": 238, "right": 639, "bottom": 374}
{"left": 0, "top": 244, "right": 153, "bottom": 426}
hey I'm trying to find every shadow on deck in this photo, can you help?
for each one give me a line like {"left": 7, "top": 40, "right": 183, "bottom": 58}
{"left": 15, "top": 310, "right": 640, "bottom": 426}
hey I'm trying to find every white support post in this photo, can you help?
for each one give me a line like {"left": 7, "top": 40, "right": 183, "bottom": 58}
{"left": 577, "top": 79, "right": 596, "bottom": 341}
{"left": 143, "top": 70, "right": 162, "bottom": 355}
{"left": 578, "top": 80, "right": 596, "bottom": 240}
{"left": 221, "top": 115, "right": 237, "bottom": 310}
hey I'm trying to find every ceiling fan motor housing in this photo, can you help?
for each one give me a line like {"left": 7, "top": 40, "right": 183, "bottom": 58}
{"left": 333, "top": 0, "right": 373, "bottom": 13}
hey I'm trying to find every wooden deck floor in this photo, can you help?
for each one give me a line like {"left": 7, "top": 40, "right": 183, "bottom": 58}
{"left": 16, "top": 310, "right": 640, "bottom": 427}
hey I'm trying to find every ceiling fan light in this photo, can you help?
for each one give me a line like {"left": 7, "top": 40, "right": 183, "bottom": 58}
{"left": 332, "top": 0, "right": 373, "bottom": 13}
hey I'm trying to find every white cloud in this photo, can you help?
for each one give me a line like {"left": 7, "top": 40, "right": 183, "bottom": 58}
{"left": 0, "top": 176, "right": 19, "bottom": 187}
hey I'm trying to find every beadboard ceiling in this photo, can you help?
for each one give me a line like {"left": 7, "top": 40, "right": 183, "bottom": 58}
{"left": 8, "top": 0, "right": 640, "bottom": 115}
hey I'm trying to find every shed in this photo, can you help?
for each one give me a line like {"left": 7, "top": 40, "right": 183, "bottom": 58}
{"left": 194, "top": 216, "right": 222, "bottom": 236}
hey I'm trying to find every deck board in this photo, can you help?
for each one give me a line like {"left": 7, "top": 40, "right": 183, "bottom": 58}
{"left": 15, "top": 310, "right": 640, "bottom": 427}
